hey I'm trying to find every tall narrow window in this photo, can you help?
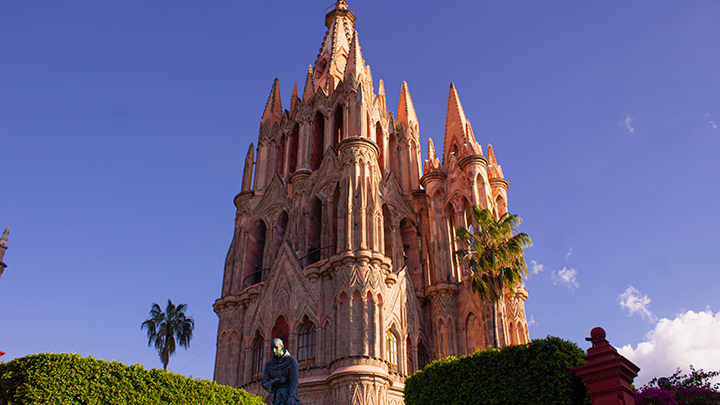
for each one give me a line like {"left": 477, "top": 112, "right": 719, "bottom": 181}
{"left": 288, "top": 123, "right": 299, "bottom": 174}
{"left": 242, "top": 220, "right": 266, "bottom": 288}
{"left": 386, "top": 330, "right": 398, "bottom": 368}
{"left": 382, "top": 205, "right": 393, "bottom": 258}
{"left": 276, "top": 135, "right": 286, "bottom": 175}
{"left": 376, "top": 123, "right": 384, "bottom": 175}
{"left": 417, "top": 341, "right": 429, "bottom": 370}
{"left": 273, "top": 211, "right": 289, "bottom": 256}
{"left": 332, "top": 104, "right": 343, "bottom": 148}
{"left": 307, "top": 197, "right": 322, "bottom": 265}
{"left": 406, "top": 337, "right": 413, "bottom": 374}
{"left": 310, "top": 112, "right": 325, "bottom": 171}
{"left": 297, "top": 319, "right": 317, "bottom": 368}
{"left": 251, "top": 334, "right": 264, "bottom": 380}
{"left": 271, "top": 316, "right": 289, "bottom": 344}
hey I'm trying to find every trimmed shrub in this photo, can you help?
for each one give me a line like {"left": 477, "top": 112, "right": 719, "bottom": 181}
{"left": 404, "top": 336, "right": 589, "bottom": 405}
{"left": 0, "top": 353, "right": 264, "bottom": 405}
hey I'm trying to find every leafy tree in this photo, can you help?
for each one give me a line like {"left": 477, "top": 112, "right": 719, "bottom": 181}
{"left": 141, "top": 299, "right": 195, "bottom": 370}
{"left": 454, "top": 206, "right": 532, "bottom": 348}
{"left": 635, "top": 366, "right": 720, "bottom": 405}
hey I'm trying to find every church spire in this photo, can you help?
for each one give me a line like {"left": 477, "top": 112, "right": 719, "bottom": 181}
{"left": 443, "top": 83, "right": 469, "bottom": 163}
{"left": 344, "top": 30, "right": 365, "bottom": 81}
{"left": 313, "top": 1, "right": 357, "bottom": 91}
{"left": 397, "top": 81, "right": 418, "bottom": 129}
{"left": 442, "top": 83, "right": 483, "bottom": 163}
{"left": 261, "top": 78, "right": 282, "bottom": 127}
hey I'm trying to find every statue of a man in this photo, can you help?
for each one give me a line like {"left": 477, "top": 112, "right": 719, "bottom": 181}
{"left": 261, "top": 338, "right": 301, "bottom": 405}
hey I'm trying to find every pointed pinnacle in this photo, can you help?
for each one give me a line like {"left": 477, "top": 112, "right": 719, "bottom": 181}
{"left": 445, "top": 82, "right": 468, "bottom": 140}
{"left": 487, "top": 143, "right": 504, "bottom": 179}
{"left": 261, "top": 78, "right": 282, "bottom": 126}
{"left": 428, "top": 138, "right": 437, "bottom": 160}
{"left": 397, "top": 81, "right": 418, "bottom": 127}
{"left": 378, "top": 79, "right": 386, "bottom": 112}
{"left": 487, "top": 143, "right": 497, "bottom": 165}
{"left": 344, "top": 30, "right": 365, "bottom": 80}
{"left": 290, "top": 82, "right": 298, "bottom": 112}
{"left": 303, "top": 65, "right": 314, "bottom": 102}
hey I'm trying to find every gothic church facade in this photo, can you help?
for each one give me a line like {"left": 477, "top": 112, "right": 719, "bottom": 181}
{"left": 213, "top": 2, "right": 530, "bottom": 404}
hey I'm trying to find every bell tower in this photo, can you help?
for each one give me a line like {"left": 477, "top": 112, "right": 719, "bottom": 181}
{"left": 213, "top": 2, "right": 531, "bottom": 404}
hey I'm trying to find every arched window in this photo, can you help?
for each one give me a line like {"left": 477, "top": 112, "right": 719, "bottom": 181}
{"left": 400, "top": 218, "right": 420, "bottom": 283}
{"left": 273, "top": 211, "right": 289, "bottom": 256}
{"left": 251, "top": 333, "right": 264, "bottom": 380}
{"left": 386, "top": 330, "right": 398, "bottom": 367}
{"left": 388, "top": 131, "right": 399, "bottom": 174}
{"left": 276, "top": 135, "right": 286, "bottom": 175}
{"left": 332, "top": 104, "right": 343, "bottom": 148}
{"left": 508, "top": 322, "right": 517, "bottom": 345}
{"left": 271, "top": 316, "right": 289, "bottom": 344}
{"left": 307, "top": 197, "right": 322, "bottom": 265}
{"left": 496, "top": 195, "right": 507, "bottom": 216}
{"left": 406, "top": 337, "right": 413, "bottom": 374}
{"left": 310, "top": 112, "right": 325, "bottom": 171}
{"left": 466, "top": 313, "right": 482, "bottom": 352}
{"left": 376, "top": 122, "right": 384, "bottom": 175}
{"left": 417, "top": 341, "right": 429, "bottom": 370}
{"left": 297, "top": 319, "right": 317, "bottom": 368}
{"left": 288, "top": 123, "right": 299, "bottom": 174}
{"left": 242, "top": 219, "right": 266, "bottom": 287}
{"left": 382, "top": 205, "right": 393, "bottom": 259}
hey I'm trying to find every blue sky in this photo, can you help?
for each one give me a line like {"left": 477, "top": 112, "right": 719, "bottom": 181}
{"left": 1, "top": 1, "right": 719, "bottom": 385}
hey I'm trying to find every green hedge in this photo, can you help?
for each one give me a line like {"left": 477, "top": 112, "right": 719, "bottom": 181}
{"left": 404, "top": 336, "right": 589, "bottom": 405}
{"left": 0, "top": 353, "right": 264, "bottom": 405}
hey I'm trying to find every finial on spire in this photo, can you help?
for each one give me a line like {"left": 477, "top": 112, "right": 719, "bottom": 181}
{"left": 325, "top": 0, "right": 355, "bottom": 28}
{"left": 0, "top": 227, "right": 8, "bottom": 247}
{"left": 261, "top": 78, "right": 283, "bottom": 127}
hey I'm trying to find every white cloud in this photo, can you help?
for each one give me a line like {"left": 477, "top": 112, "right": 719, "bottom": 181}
{"left": 528, "top": 315, "right": 537, "bottom": 326}
{"left": 618, "top": 309, "right": 720, "bottom": 386}
{"left": 710, "top": 120, "right": 717, "bottom": 130}
{"left": 622, "top": 115, "right": 635, "bottom": 133}
{"left": 529, "top": 260, "right": 545, "bottom": 275}
{"left": 552, "top": 267, "right": 579, "bottom": 289}
{"left": 565, "top": 247, "right": 573, "bottom": 261}
{"left": 618, "top": 286, "right": 656, "bottom": 322}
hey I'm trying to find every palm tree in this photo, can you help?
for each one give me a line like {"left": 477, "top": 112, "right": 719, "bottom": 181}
{"left": 454, "top": 206, "right": 532, "bottom": 348}
{"left": 141, "top": 299, "right": 195, "bottom": 370}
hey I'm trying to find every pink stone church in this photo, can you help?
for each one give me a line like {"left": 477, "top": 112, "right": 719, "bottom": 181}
{"left": 213, "top": 2, "right": 530, "bottom": 404}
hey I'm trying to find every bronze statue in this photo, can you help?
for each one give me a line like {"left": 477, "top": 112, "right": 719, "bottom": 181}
{"left": 261, "top": 338, "right": 301, "bottom": 405}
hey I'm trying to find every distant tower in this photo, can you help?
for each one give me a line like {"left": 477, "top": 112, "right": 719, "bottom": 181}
{"left": 0, "top": 227, "right": 9, "bottom": 279}
{"left": 213, "top": 2, "right": 530, "bottom": 404}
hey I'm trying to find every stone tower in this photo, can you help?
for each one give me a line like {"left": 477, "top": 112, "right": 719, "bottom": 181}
{"left": 213, "top": 2, "right": 530, "bottom": 404}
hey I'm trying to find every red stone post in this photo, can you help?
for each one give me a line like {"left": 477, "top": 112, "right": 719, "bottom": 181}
{"left": 573, "top": 327, "right": 640, "bottom": 405}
